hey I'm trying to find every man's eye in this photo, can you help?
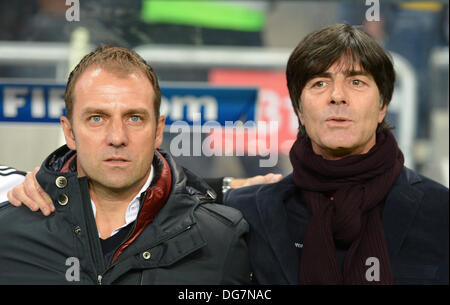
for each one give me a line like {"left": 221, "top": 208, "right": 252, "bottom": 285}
{"left": 130, "top": 115, "right": 141, "bottom": 122}
{"left": 90, "top": 116, "right": 102, "bottom": 123}
{"left": 352, "top": 79, "right": 363, "bottom": 86}
{"left": 314, "top": 81, "right": 326, "bottom": 88}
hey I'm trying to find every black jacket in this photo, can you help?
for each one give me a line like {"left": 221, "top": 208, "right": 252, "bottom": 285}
{"left": 225, "top": 167, "right": 449, "bottom": 284}
{"left": 0, "top": 145, "right": 252, "bottom": 284}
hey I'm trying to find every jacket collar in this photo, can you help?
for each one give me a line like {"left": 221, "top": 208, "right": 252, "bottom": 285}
{"left": 36, "top": 145, "right": 78, "bottom": 206}
{"left": 111, "top": 150, "right": 172, "bottom": 263}
{"left": 254, "top": 166, "right": 423, "bottom": 284}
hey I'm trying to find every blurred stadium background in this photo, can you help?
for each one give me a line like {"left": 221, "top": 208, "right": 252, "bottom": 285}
{"left": 0, "top": 0, "right": 448, "bottom": 187}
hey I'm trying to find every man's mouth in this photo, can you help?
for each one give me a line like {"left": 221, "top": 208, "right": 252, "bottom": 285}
{"left": 104, "top": 157, "right": 130, "bottom": 164}
{"left": 326, "top": 116, "right": 352, "bottom": 126}
{"left": 326, "top": 116, "right": 351, "bottom": 122}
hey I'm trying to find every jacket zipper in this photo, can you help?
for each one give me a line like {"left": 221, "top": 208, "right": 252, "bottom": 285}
{"left": 78, "top": 178, "right": 108, "bottom": 285}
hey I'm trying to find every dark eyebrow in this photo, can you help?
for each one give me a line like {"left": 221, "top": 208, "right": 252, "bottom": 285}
{"left": 123, "top": 108, "right": 151, "bottom": 117}
{"left": 80, "top": 108, "right": 151, "bottom": 117}
{"left": 309, "top": 70, "right": 370, "bottom": 80}
{"left": 81, "top": 108, "right": 108, "bottom": 117}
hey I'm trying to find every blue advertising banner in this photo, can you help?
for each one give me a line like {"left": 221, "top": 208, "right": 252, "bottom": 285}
{"left": 0, "top": 82, "right": 258, "bottom": 125}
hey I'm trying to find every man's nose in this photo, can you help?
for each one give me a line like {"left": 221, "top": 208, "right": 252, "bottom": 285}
{"left": 330, "top": 80, "right": 347, "bottom": 105}
{"left": 107, "top": 118, "right": 128, "bottom": 147}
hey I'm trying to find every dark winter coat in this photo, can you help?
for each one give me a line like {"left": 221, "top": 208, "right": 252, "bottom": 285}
{"left": 0, "top": 146, "right": 251, "bottom": 285}
{"left": 225, "top": 167, "right": 449, "bottom": 284}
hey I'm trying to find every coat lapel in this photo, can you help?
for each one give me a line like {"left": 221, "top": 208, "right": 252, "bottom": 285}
{"left": 256, "top": 179, "right": 300, "bottom": 284}
{"left": 382, "top": 168, "right": 423, "bottom": 258}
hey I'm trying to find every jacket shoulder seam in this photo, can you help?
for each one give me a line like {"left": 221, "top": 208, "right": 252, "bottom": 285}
{"left": 197, "top": 203, "right": 243, "bottom": 227}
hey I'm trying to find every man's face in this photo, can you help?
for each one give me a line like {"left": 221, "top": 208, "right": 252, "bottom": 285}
{"left": 61, "top": 67, "right": 165, "bottom": 193}
{"left": 298, "top": 57, "right": 387, "bottom": 160}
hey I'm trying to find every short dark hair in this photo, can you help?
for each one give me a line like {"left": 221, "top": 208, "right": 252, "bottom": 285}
{"left": 64, "top": 45, "right": 161, "bottom": 121}
{"left": 286, "top": 23, "right": 395, "bottom": 136}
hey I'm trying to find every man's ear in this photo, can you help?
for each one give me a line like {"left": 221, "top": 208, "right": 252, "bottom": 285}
{"left": 295, "top": 98, "right": 305, "bottom": 125}
{"left": 297, "top": 109, "right": 304, "bottom": 126}
{"left": 155, "top": 116, "right": 166, "bottom": 149}
{"left": 378, "top": 104, "right": 388, "bottom": 123}
{"left": 60, "top": 116, "right": 76, "bottom": 150}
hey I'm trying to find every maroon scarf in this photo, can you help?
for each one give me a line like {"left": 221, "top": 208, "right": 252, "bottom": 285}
{"left": 289, "top": 130, "right": 404, "bottom": 284}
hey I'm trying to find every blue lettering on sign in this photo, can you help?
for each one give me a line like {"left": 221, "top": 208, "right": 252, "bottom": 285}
{"left": 0, "top": 84, "right": 66, "bottom": 122}
{"left": 0, "top": 83, "right": 258, "bottom": 125}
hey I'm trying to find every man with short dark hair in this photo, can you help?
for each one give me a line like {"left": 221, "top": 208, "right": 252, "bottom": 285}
{"left": 0, "top": 45, "right": 251, "bottom": 284}
{"left": 226, "top": 24, "right": 448, "bottom": 284}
